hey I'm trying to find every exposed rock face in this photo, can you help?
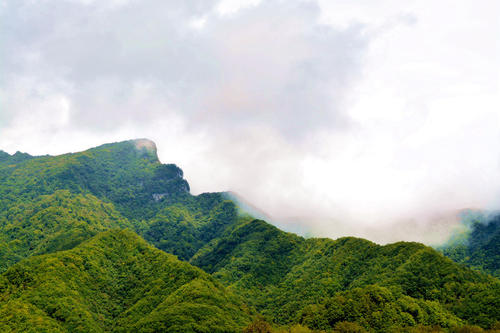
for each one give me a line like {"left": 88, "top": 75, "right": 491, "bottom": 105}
{"left": 152, "top": 193, "right": 168, "bottom": 201}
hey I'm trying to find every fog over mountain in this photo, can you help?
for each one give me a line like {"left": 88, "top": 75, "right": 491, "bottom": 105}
{"left": 1, "top": 0, "right": 499, "bottom": 244}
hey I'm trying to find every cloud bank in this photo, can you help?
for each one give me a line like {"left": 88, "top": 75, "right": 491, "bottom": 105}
{"left": 0, "top": 0, "right": 499, "bottom": 244}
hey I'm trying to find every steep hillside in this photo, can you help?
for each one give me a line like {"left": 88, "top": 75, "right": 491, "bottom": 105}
{"left": 0, "top": 139, "right": 189, "bottom": 220}
{"left": 0, "top": 139, "right": 499, "bottom": 332}
{"left": 0, "top": 190, "right": 131, "bottom": 272}
{"left": 0, "top": 139, "right": 241, "bottom": 267}
{"left": 0, "top": 230, "right": 252, "bottom": 332}
{"left": 139, "top": 193, "right": 246, "bottom": 261}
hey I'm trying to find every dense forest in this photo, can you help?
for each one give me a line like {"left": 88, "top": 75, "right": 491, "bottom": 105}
{"left": 0, "top": 139, "right": 498, "bottom": 332}
{"left": 438, "top": 211, "right": 500, "bottom": 279}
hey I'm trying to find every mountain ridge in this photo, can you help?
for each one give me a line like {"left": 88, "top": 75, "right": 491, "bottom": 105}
{"left": 0, "top": 229, "right": 252, "bottom": 332}
{"left": 0, "top": 139, "right": 498, "bottom": 332}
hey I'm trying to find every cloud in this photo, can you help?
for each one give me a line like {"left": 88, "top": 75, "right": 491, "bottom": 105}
{"left": 0, "top": 0, "right": 499, "bottom": 244}
{"left": 0, "top": 0, "right": 366, "bottom": 136}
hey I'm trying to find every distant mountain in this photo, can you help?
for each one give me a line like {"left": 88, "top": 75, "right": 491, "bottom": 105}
{"left": 223, "top": 191, "right": 273, "bottom": 221}
{"left": 0, "top": 139, "right": 498, "bottom": 332}
{"left": 439, "top": 210, "right": 500, "bottom": 278}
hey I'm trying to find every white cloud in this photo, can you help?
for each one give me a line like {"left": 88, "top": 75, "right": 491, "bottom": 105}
{"left": 0, "top": 0, "right": 498, "bottom": 244}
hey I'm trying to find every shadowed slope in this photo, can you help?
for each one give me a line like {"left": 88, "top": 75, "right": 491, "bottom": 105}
{"left": 440, "top": 212, "right": 500, "bottom": 278}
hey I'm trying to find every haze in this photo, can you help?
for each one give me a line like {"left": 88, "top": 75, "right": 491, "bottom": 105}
{"left": 1, "top": 0, "right": 499, "bottom": 244}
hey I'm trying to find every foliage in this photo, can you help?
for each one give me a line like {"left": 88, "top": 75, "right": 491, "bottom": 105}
{"left": 243, "top": 317, "right": 274, "bottom": 333}
{"left": 193, "top": 219, "right": 500, "bottom": 330}
{"left": 140, "top": 194, "right": 242, "bottom": 260}
{"left": 0, "top": 139, "right": 188, "bottom": 221}
{"left": 439, "top": 213, "right": 500, "bottom": 278}
{"left": 0, "top": 190, "right": 132, "bottom": 272}
{"left": 0, "top": 230, "right": 251, "bottom": 332}
{"left": 0, "top": 139, "right": 499, "bottom": 332}
{"left": 0, "top": 140, "right": 239, "bottom": 267}
{"left": 296, "top": 285, "right": 461, "bottom": 332}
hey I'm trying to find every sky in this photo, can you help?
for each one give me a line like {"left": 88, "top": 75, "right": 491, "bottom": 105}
{"left": 1, "top": 0, "right": 499, "bottom": 244}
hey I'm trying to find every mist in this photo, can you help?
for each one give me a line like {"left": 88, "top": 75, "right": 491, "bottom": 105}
{"left": 0, "top": 0, "right": 499, "bottom": 245}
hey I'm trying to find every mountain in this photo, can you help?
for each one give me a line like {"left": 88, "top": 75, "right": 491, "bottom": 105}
{"left": 0, "top": 190, "right": 132, "bottom": 272}
{"left": 191, "top": 219, "right": 500, "bottom": 330}
{"left": 0, "top": 229, "right": 251, "bottom": 332}
{"left": 0, "top": 139, "right": 499, "bottom": 332}
{"left": 0, "top": 139, "right": 238, "bottom": 269}
{"left": 0, "top": 139, "right": 189, "bottom": 219}
{"left": 439, "top": 210, "right": 500, "bottom": 278}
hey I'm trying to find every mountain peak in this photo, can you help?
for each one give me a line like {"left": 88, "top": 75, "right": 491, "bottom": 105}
{"left": 132, "top": 138, "right": 157, "bottom": 154}
{"left": 128, "top": 138, "right": 158, "bottom": 162}
{"left": 87, "top": 138, "right": 159, "bottom": 163}
{"left": 0, "top": 150, "right": 34, "bottom": 164}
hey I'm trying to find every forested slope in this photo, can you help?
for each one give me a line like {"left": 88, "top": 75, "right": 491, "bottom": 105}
{"left": 0, "top": 230, "right": 252, "bottom": 332}
{"left": 439, "top": 212, "right": 500, "bottom": 278}
{"left": 0, "top": 139, "right": 498, "bottom": 332}
{"left": 0, "top": 139, "right": 240, "bottom": 268}
{"left": 191, "top": 219, "right": 500, "bottom": 330}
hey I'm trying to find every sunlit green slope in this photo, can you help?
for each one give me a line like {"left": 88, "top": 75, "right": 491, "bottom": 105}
{"left": 0, "top": 229, "right": 252, "bottom": 332}
{"left": 0, "top": 139, "right": 240, "bottom": 269}
{"left": 0, "top": 190, "right": 132, "bottom": 272}
{"left": 192, "top": 219, "right": 500, "bottom": 330}
{"left": 0, "top": 139, "right": 498, "bottom": 332}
